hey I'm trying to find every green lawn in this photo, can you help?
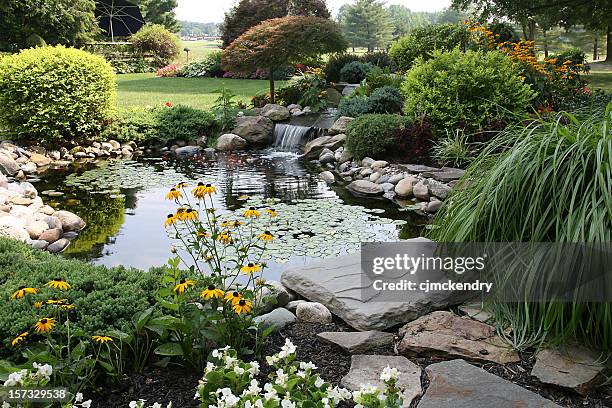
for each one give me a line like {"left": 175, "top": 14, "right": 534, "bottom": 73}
{"left": 588, "top": 61, "right": 612, "bottom": 92}
{"left": 116, "top": 73, "right": 283, "bottom": 110}
{"left": 177, "top": 40, "right": 222, "bottom": 64}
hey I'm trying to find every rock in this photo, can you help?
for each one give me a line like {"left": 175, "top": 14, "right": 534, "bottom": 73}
{"left": 328, "top": 116, "right": 353, "bottom": 135}
{"left": 369, "top": 172, "right": 381, "bottom": 182}
{"left": 26, "top": 220, "right": 49, "bottom": 239}
{"left": 359, "top": 167, "right": 373, "bottom": 177}
{"left": 317, "top": 331, "right": 395, "bottom": 354}
{"left": 21, "top": 182, "right": 37, "bottom": 199}
{"left": 261, "top": 104, "right": 291, "bottom": 121}
{"left": 370, "top": 160, "right": 388, "bottom": 169}
{"left": 361, "top": 157, "right": 375, "bottom": 167}
{"left": 421, "top": 167, "right": 466, "bottom": 182}
{"left": 285, "top": 300, "right": 306, "bottom": 314}
{"left": 419, "top": 359, "right": 562, "bottom": 408}
{"left": 0, "top": 152, "right": 19, "bottom": 176}
{"left": 21, "top": 162, "right": 37, "bottom": 174}
{"left": 0, "top": 174, "right": 7, "bottom": 189}
{"left": 121, "top": 148, "right": 133, "bottom": 157}
{"left": 47, "top": 238, "right": 70, "bottom": 254}
{"left": 74, "top": 152, "right": 87, "bottom": 159}
{"left": 426, "top": 200, "right": 442, "bottom": 213}
{"left": 10, "top": 196, "right": 32, "bottom": 206}
{"left": 48, "top": 150, "right": 61, "bottom": 161}
{"left": 216, "top": 134, "right": 248, "bottom": 151}
{"left": 28, "top": 146, "right": 46, "bottom": 155}
{"left": 426, "top": 180, "right": 452, "bottom": 200}
{"left": 346, "top": 180, "right": 384, "bottom": 196}
{"left": 458, "top": 304, "right": 493, "bottom": 323}
{"left": 174, "top": 146, "right": 202, "bottom": 158}
{"left": 398, "top": 164, "right": 440, "bottom": 174}
{"left": 303, "top": 136, "right": 332, "bottom": 158}
{"left": 387, "top": 173, "right": 405, "bottom": 185}
{"left": 29, "top": 153, "right": 52, "bottom": 167}
{"left": 341, "top": 84, "right": 360, "bottom": 97}
{"left": 109, "top": 140, "right": 121, "bottom": 150}
{"left": 42, "top": 216, "right": 62, "bottom": 230}
{"left": 0, "top": 225, "right": 30, "bottom": 242}
{"left": 287, "top": 104, "right": 302, "bottom": 111}
{"left": 398, "top": 311, "right": 519, "bottom": 364}
{"left": 341, "top": 355, "right": 422, "bottom": 407}
{"left": 338, "top": 150, "right": 353, "bottom": 164}
{"left": 296, "top": 302, "right": 332, "bottom": 323}
{"left": 232, "top": 116, "right": 274, "bottom": 145}
{"left": 394, "top": 177, "right": 417, "bottom": 197}
{"left": 375, "top": 174, "right": 390, "bottom": 184}
{"left": 380, "top": 182, "right": 395, "bottom": 192}
{"left": 39, "top": 228, "right": 62, "bottom": 243}
{"left": 31, "top": 240, "right": 49, "bottom": 250}
{"left": 257, "top": 281, "right": 291, "bottom": 314}
{"left": 319, "top": 171, "right": 335, "bottom": 185}
{"left": 253, "top": 308, "right": 296, "bottom": 331}
{"left": 412, "top": 181, "right": 429, "bottom": 201}
{"left": 531, "top": 347, "right": 606, "bottom": 396}
{"left": 62, "top": 231, "right": 79, "bottom": 240}
{"left": 281, "top": 244, "right": 469, "bottom": 331}
{"left": 53, "top": 210, "right": 86, "bottom": 232}
{"left": 319, "top": 152, "right": 335, "bottom": 164}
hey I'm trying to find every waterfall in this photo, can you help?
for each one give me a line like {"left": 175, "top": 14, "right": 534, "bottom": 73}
{"left": 273, "top": 124, "right": 312, "bottom": 152}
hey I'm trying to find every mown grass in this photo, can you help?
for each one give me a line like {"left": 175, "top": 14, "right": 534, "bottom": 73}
{"left": 116, "top": 73, "right": 285, "bottom": 110}
{"left": 176, "top": 40, "right": 222, "bottom": 64}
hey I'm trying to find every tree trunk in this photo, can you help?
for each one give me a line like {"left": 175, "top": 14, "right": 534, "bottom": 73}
{"left": 606, "top": 25, "right": 612, "bottom": 62}
{"left": 528, "top": 20, "right": 536, "bottom": 42}
{"left": 594, "top": 36, "right": 598, "bottom": 61}
{"left": 269, "top": 67, "right": 275, "bottom": 104}
{"left": 543, "top": 29, "right": 548, "bottom": 58}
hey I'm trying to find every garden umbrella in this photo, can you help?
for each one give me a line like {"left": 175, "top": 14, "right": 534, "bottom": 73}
{"left": 95, "top": 0, "right": 145, "bottom": 42}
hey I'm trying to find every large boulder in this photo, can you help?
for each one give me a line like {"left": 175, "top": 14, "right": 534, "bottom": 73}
{"left": 346, "top": 180, "right": 384, "bottom": 196}
{"left": 0, "top": 152, "right": 19, "bottom": 176}
{"left": 53, "top": 211, "right": 86, "bottom": 232}
{"left": 328, "top": 116, "right": 353, "bottom": 135}
{"left": 174, "top": 146, "right": 202, "bottom": 158}
{"left": 216, "top": 134, "right": 248, "bottom": 151}
{"left": 232, "top": 116, "right": 274, "bottom": 145}
{"left": 394, "top": 176, "right": 418, "bottom": 197}
{"left": 303, "top": 134, "right": 347, "bottom": 159}
{"left": 261, "top": 104, "right": 290, "bottom": 121}
{"left": 296, "top": 302, "right": 332, "bottom": 323}
{"left": 253, "top": 308, "right": 296, "bottom": 332}
{"left": 29, "top": 153, "right": 52, "bottom": 167}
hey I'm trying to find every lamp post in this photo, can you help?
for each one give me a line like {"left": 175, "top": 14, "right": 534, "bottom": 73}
{"left": 184, "top": 47, "right": 191, "bottom": 63}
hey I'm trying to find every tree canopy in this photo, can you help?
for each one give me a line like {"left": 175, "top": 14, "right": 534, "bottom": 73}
{"left": 135, "top": 0, "right": 180, "bottom": 33}
{"left": 221, "top": 0, "right": 331, "bottom": 47}
{"left": 338, "top": 0, "right": 393, "bottom": 52}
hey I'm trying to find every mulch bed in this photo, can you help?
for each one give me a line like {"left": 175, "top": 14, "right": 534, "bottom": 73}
{"left": 93, "top": 319, "right": 611, "bottom": 408}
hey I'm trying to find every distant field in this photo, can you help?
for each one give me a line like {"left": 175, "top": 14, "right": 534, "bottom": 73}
{"left": 176, "top": 40, "right": 222, "bottom": 63}
{"left": 116, "top": 73, "right": 284, "bottom": 110}
{"left": 588, "top": 61, "right": 612, "bottom": 92}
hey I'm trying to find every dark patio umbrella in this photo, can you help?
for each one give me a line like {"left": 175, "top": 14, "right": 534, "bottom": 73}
{"left": 95, "top": 0, "right": 145, "bottom": 41}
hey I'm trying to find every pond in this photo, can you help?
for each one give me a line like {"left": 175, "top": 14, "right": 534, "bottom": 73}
{"left": 32, "top": 151, "right": 426, "bottom": 279}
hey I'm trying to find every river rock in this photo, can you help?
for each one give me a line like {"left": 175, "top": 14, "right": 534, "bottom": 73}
{"left": 531, "top": 346, "right": 606, "bottom": 395}
{"left": 21, "top": 182, "right": 37, "bottom": 199}
{"left": 369, "top": 172, "right": 381, "bottom": 182}
{"left": 338, "top": 149, "right": 353, "bottom": 164}
{"left": 0, "top": 225, "right": 30, "bottom": 242}
{"left": 426, "top": 180, "right": 452, "bottom": 200}
{"left": 0, "top": 174, "right": 7, "bottom": 189}
{"left": 285, "top": 300, "right": 306, "bottom": 314}
{"left": 174, "top": 146, "right": 202, "bottom": 158}
{"left": 254, "top": 307, "right": 296, "bottom": 331}
{"left": 341, "top": 355, "right": 422, "bottom": 407}
{"left": 216, "top": 134, "right": 247, "bottom": 151}
{"left": 419, "top": 359, "right": 562, "bottom": 408}
{"left": 109, "top": 140, "right": 121, "bottom": 150}
{"left": 31, "top": 240, "right": 49, "bottom": 250}
{"left": 359, "top": 167, "right": 373, "bottom": 177}
{"left": 398, "top": 311, "right": 519, "bottom": 364}
{"left": 0, "top": 152, "right": 19, "bottom": 176}
{"left": 48, "top": 150, "right": 61, "bottom": 160}
{"left": 381, "top": 182, "right": 395, "bottom": 192}
{"left": 42, "top": 215, "right": 62, "bottom": 230}
{"left": 346, "top": 180, "right": 384, "bottom": 196}
{"left": 10, "top": 196, "right": 32, "bottom": 206}
{"left": 426, "top": 200, "right": 442, "bottom": 213}
{"left": 287, "top": 104, "right": 302, "bottom": 111}
{"left": 412, "top": 181, "right": 429, "bottom": 200}
{"left": 232, "top": 116, "right": 274, "bottom": 145}
{"left": 328, "top": 116, "right": 353, "bottom": 135}
{"left": 317, "top": 331, "right": 395, "bottom": 354}
{"left": 394, "top": 176, "right": 417, "bottom": 197}
{"left": 21, "top": 162, "right": 37, "bottom": 174}
{"left": 370, "top": 160, "right": 388, "bottom": 169}
{"left": 261, "top": 104, "right": 290, "bottom": 121}
{"left": 257, "top": 281, "right": 291, "bottom": 314}
{"left": 39, "top": 228, "right": 62, "bottom": 243}
{"left": 26, "top": 220, "right": 49, "bottom": 239}
{"left": 53, "top": 210, "right": 86, "bottom": 232}
{"left": 296, "top": 302, "right": 332, "bottom": 323}
{"left": 387, "top": 173, "right": 405, "bottom": 185}
{"left": 319, "top": 171, "right": 335, "bottom": 185}
{"left": 47, "top": 238, "right": 70, "bottom": 253}
{"left": 421, "top": 167, "right": 466, "bottom": 182}
{"left": 29, "top": 153, "right": 52, "bottom": 167}
{"left": 361, "top": 157, "right": 374, "bottom": 167}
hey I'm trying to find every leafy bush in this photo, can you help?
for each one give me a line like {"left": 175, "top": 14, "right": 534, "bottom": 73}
{"left": 367, "top": 86, "right": 404, "bottom": 114}
{"left": 346, "top": 114, "right": 412, "bottom": 159}
{"left": 340, "top": 61, "right": 374, "bottom": 83}
{"left": 363, "top": 67, "right": 404, "bottom": 95}
{"left": 0, "top": 237, "right": 160, "bottom": 354}
{"left": 276, "top": 68, "right": 329, "bottom": 112}
{"left": 487, "top": 22, "right": 520, "bottom": 43}
{"left": 181, "top": 51, "right": 223, "bottom": 77}
{"left": 402, "top": 49, "right": 535, "bottom": 132}
{"left": 361, "top": 51, "right": 396, "bottom": 71}
{"left": 0, "top": 45, "right": 116, "bottom": 144}
{"left": 325, "top": 53, "right": 362, "bottom": 82}
{"left": 102, "top": 107, "right": 159, "bottom": 143}
{"left": 390, "top": 24, "right": 470, "bottom": 72}
{"left": 130, "top": 24, "right": 180, "bottom": 67}
{"left": 251, "top": 92, "right": 274, "bottom": 108}
{"left": 391, "top": 116, "right": 434, "bottom": 164}
{"left": 110, "top": 58, "right": 156, "bottom": 74}
{"left": 156, "top": 64, "right": 181, "bottom": 77}
{"left": 427, "top": 106, "right": 612, "bottom": 351}
{"left": 553, "top": 47, "right": 587, "bottom": 65}
{"left": 337, "top": 95, "right": 371, "bottom": 118}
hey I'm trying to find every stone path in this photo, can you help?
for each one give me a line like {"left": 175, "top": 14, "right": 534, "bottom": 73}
{"left": 317, "top": 331, "right": 395, "bottom": 354}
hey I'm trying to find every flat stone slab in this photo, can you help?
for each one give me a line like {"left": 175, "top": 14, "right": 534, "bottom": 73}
{"left": 398, "top": 164, "right": 440, "bottom": 174}
{"left": 531, "top": 346, "right": 606, "bottom": 396}
{"left": 418, "top": 359, "right": 562, "bottom": 408}
{"left": 341, "top": 355, "right": 421, "bottom": 407}
{"left": 399, "top": 311, "right": 519, "bottom": 365}
{"left": 458, "top": 304, "right": 493, "bottom": 323}
{"left": 421, "top": 167, "right": 465, "bottom": 182}
{"left": 280, "top": 247, "right": 469, "bottom": 331}
{"left": 317, "top": 331, "right": 395, "bottom": 354}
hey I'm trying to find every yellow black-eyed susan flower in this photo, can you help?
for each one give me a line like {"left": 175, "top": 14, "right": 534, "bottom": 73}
{"left": 60, "top": 304, "right": 76, "bottom": 311}
{"left": 35, "top": 317, "right": 56, "bottom": 333}
{"left": 46, "top": 299, "right": 68, "bottom": 305}
{"left": 193, "top": 182, "right": 216, "bottom": 198}
{"left": 255, "top": 278, "right": 266, "bottom": 287}
{"left": 165, "top": 188, "right": 182, "bottom": 201}
{"left": 33, "top": 301, "right": 43, "bottom": 309}
{"left": 183, "top": 208, "right": 198, "bottom": 221}
{"left": 225, "top": 291, "right": 242, "bottom": 305}
{"left": 164, "top": 214, "right": 176, "bottom": 227}
{"left": 45, "top": 279, "right": 70, "bottom": 290}
{"left": 258, "top": 231, "right": 274, "bottom": 242}
{"left": 221, "top": 220, "right": 232, "bottom": 228}
{"left": 173, "top": 278, "right": 196, "bottom": 295}
{"left": 233, "top": 299, "right": 253, "bottom": 315}
{"left": 176, "top": 182, "right": 188, "bottom": 189}
{"left": 233, "top": 220, "right": 244, "bottom": 227}
{"left": 175, "top": 208, "right": 187, "bottom": 221}
{"left": 92, "top": 335, "right": 113, "bottom": 344}
{"left": 197, "top": 229, "right": 211, "bottom": 238}
{"left": 10, "top": 286, "right": 39, "bottom": 300}
{"left": 200, "top": 285, "right": 224, "bottom": 300}
{"left": 206, "top": 208, "right": 217, "bottom": 214}
{"left": 217, "top": 231, "right": 232, "bottom": 245}
{"left": 240, "top": 263, "right": 262, "bottom": 274}
{"left": 11, "top": 332, "right": 28, "bottom": 347}
{"left": 265, "top": 209, "right": 278, "bottom": 217}
{"left": 243, "top": 207, "right": 260, "bottom": 218}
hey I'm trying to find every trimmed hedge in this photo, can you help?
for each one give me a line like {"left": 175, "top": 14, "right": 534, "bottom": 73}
{"left": 0, "top": 46, "right": 116, "bottom": 144}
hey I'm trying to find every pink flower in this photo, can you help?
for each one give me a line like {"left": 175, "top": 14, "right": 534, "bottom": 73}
{"left": 165, "top": 101, "right": 173, "bottom": 107}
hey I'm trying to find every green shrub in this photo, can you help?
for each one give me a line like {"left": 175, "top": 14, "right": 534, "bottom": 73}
{"left": 553, "top": 47, "right": 587, "bottom": 66}
{"left": 427, "top": 106, "right": 612, "bottom": 351}
{"left": 367, "top": 86, "right": 404, "bottom": 114}
{"left": 337, "top": 96, "right": 371, "bottom": 118}
{"left": 102, "top": 107, "right": 159, "bottom": 143}
{"left": 346, "top": 114, "right": 411, "bottom": 159}
{"left": 0, "top": 46, "right": 116, "bottom": 144}
{"left": 181, "top": 51, "right": 223, "bottom": 77}
{"left": 402, "top": 49, "right": 535, "bottom": 132}
{"left": 361, "top": 51, "right": 396, "bottom": 71}
{"left": 389, "top": 24, "right": 470, "bottom": 72}
{"left": 340, "top": 61, "right": 374, "bottom": 83}
{"left": 487, "top": 22, "right": 520, "bottom": 43}
{"left": 0, "top": 237, "right": 160, "bottom": 353}
{"left": 363, "top": 67, "right": 404, "bottom": 95}
{"left": 130, "top": 24, "right": 180, "bottom": 67}
{"left": 324, "top": 53, "right": 362, "bottom": 82}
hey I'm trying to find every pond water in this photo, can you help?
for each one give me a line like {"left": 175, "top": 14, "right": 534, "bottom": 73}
{"left": 32, "top": 151, "right": 426, "bottom": 279}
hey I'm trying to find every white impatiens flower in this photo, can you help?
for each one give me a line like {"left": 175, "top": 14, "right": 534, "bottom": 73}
{"left": 380, "top": 366, "right": 400, "bottom": 382}
{"left": 314, "top": 377, "right": 325, "bottom": 388}
{"left": 32, "top": 362, "right": 53, "bottom": 380}
{"left": 242, "top": 379, "right": 262, "bottom": 396}
{"left": 248, "top": 361, "right": 260, "bottom": 376}
{"left": 75, "top": 393, "right": 84, "bottom": 403}
{"left": 152, "top": 403, "right": 162, "bottom": 408}
{"left": 224, "top": 355, "right": 238, "bottom": 368}
{"left": 296, "top": 370, "right": 306, "bottom": 378}
{"left": 4, "top": 370, "right": 26, "bottom": 387}
{"left": 205, "top": 362, "right": 216, "bottom": 373}
{"left": 266, "top": 355, "right": 279, "bottom": 365}
{"left": 3, "top": 402, "right": 10, "bottom": 408}
{"left": 274, "top": 369, "right": 288, "bottom": 386}
{"left": 278, "top": 339, "right": 296, "bottom": 358}
{"left": 233, "top": 366, "right": 245, "bottom": 375}
{"left": 299, "top": 361, "right": 317, "bottom": 371}
{"left": 81, "top": 401, "right": 92, "bottom": 408}
{"left": 280, "top": 397, "right": 295, "bottom": 408}
{"left": 263, "top": 383, "right": 279, "bottom": 401}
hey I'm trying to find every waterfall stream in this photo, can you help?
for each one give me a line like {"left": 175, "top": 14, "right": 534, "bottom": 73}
{"left": 273, "top": 124, "right": 312, "bottom": 152}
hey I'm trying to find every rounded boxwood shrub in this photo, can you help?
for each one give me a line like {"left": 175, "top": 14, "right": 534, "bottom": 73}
{"left": 0, "top": 46, "right": 116, "bottom": 144}
{"left": 345, "top": 114, "right": 412, "bottom": 159}
{"left": 402, "top": 49, "right": 535, "bottom": 132}
{"left": 367, "top": 86, "right": 404, "bottom": 114}
{"left": 325, "top": 53, "right": 362, "bottom": 82}
{"left": 340, "top": 61, "right": 374, "bottom": 84}
{"left": 337, "top": 95, "right": 371, "bottom": 118}
{"left": 131, "top": 24, "right": 180, "bottom": 67}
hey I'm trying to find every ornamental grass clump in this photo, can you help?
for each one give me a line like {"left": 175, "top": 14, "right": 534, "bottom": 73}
{"left": 428, "top": 105, "right": 612, "bottom": 351}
